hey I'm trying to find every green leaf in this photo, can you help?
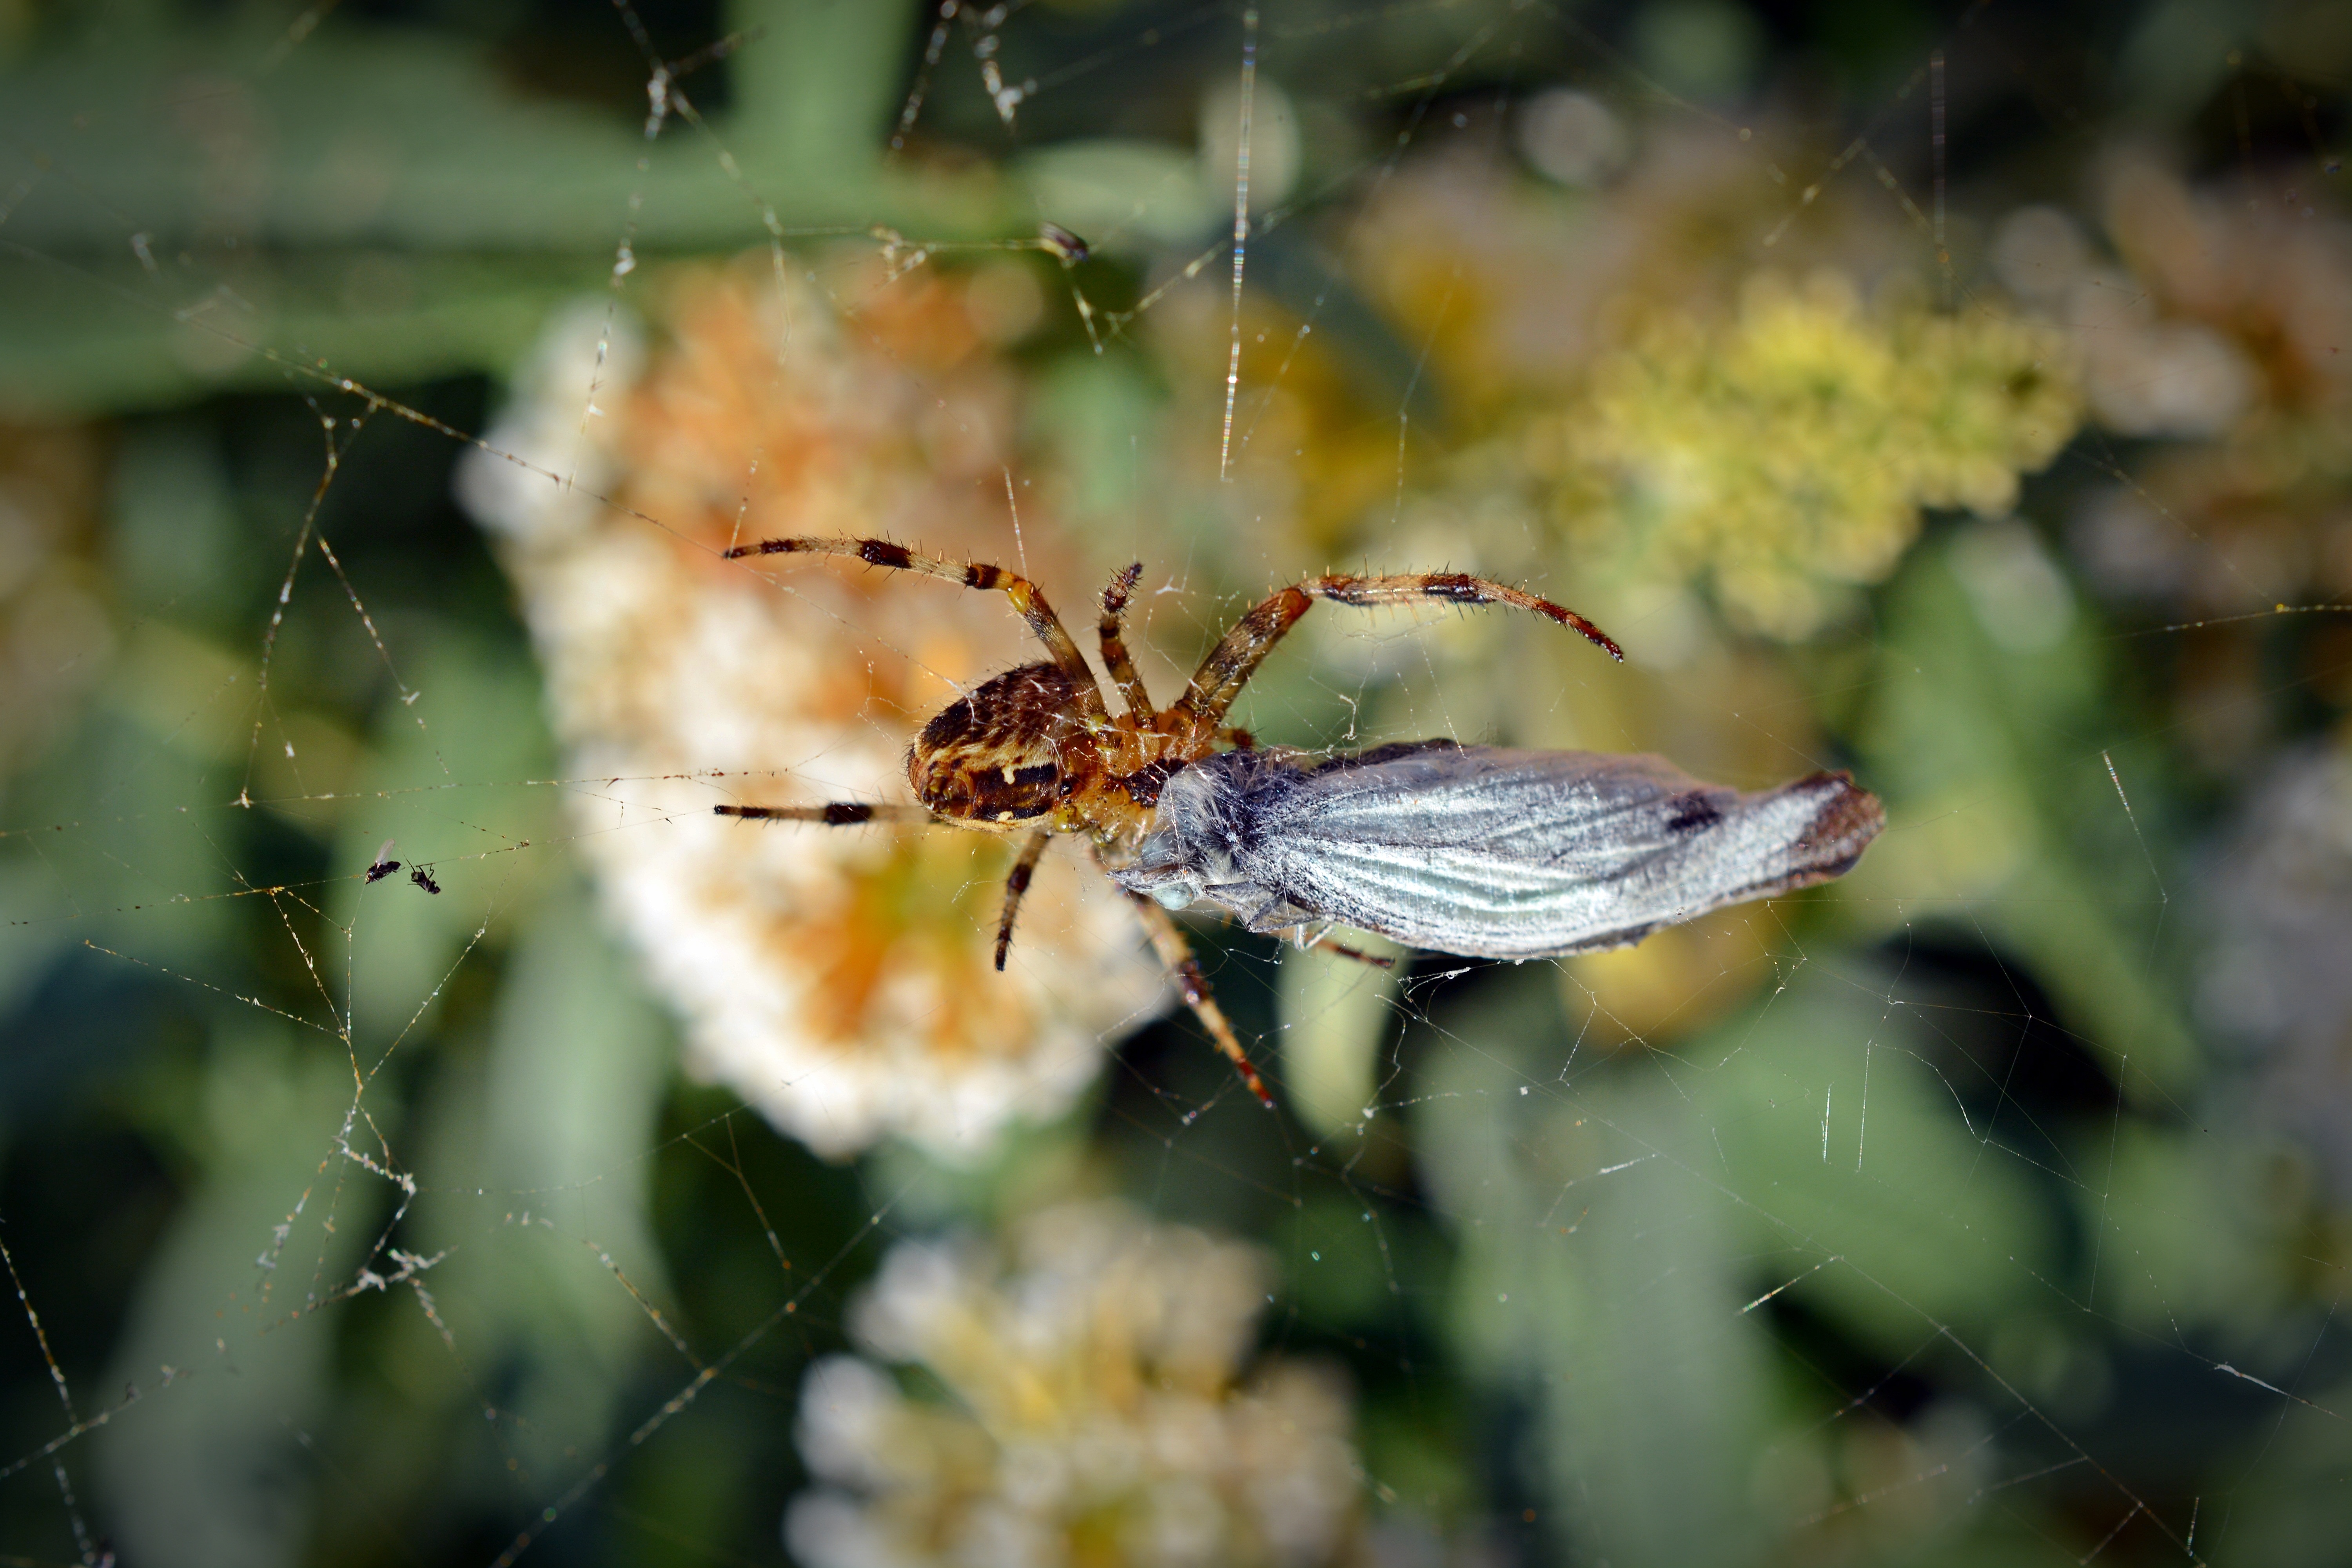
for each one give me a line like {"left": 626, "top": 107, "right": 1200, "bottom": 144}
{"left": 1843, "top": 528, "right": 2197, "bottom": 1093}
{"left": 0, "top": 9, "right": 1018, "bottom": 414}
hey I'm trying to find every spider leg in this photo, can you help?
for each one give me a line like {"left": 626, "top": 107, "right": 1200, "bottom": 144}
{"left": 1096, "top": 562, "right": 1154, "bottom": 719}
{"left": 722, "top": 535, "right": 1106, "bottom": 717}
{"left": 994, "top": 829, "right": 1051, "bottom": 971}
{"left": 1123, "top": 889, "right": 1276, "bottom": 1109}
{"left": 1278, "top": 927, "right": 1398, "bottom": 970}
{"left": 1174, "top": 573, "right": 1623, "bottom": 726}
{"left": 714, "top": 802, "right": 938, "bottom": 825}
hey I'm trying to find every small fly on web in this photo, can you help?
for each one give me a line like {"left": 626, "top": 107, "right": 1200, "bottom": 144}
{"left": 409, "top": 865, "right": 441, "bottom": 896}
{"left": 365, "top": 841, "right": 401, "bottom": 883}
{"left": 710, "top": 538, "right": 1886, "bottom": 1108}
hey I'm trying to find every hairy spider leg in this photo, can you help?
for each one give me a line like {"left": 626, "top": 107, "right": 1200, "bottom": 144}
{"left": 994, "top": 829, "right": 1051, "bottom": 971}
{"left": 713, "top": 802, "right": 939, "bottom": 825}
{"left": 1096, "top": 562, "right": 1153, "bottom": 718}
{"left": 722, "top": 535, "right": 1109, "bottom": 719}
{"left": 1174, "top": 573, "right": 1624, "bottom": 726}
{"left": 1121, "top": 883, "right": 1276, "bottom": 1109}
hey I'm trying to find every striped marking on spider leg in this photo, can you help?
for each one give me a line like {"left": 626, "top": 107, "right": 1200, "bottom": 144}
{"left": 720, "top": 535, "right": 1104, "bottom": 712}
{"left": 714, "top": 802, "right": 936, "bottom": 826}
{"left": 994, "top": 830, "right": 1051, "bottom": 971}
{"left": 1125, "top": 891, "right": 1276, "bottom": 1109}
{"left": 1318, "top": 573, "right": 1624, "bottom": 664}
{"left": 1096, "top": 562, "right": 1152, "bottom": 718}
{"left": 1177, "top": 572, "right": 1621, "bottom": 724}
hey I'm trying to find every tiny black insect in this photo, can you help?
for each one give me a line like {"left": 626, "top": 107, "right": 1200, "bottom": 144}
{"left": 409, "top": 866, "right": 441, "bottom": 896}
{"left": 365, "top": 839, "right": 401, "bottom": 883}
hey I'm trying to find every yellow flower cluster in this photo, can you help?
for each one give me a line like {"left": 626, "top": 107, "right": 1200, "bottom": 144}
{"left": 789, "top": 1201, "right": 1363, "bottom": 1568}
{"left": 1559, "top": 272, "right": 2083, "bottom": 639}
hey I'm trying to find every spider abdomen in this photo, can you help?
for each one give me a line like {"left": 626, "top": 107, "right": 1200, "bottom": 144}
{"left": 908, "top": 662, "right": 1098, "bottom": 825}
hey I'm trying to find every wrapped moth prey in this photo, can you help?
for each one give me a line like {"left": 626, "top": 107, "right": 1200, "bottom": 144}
{"left": 1109, "top": 741, "right": 1884, "bottom": 960}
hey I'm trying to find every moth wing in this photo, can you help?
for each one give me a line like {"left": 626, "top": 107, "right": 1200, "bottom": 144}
{"left": 1238, "top": 746, "right": 1880, "bottom": 958}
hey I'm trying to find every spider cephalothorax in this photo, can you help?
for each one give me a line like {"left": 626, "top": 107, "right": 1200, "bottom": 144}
{"left": 714, "top": 535, "right": 1624, "bottom": 1104}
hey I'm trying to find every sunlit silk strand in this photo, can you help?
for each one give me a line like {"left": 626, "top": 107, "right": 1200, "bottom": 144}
{"left": 1219, "top": 7, "right": 1259, "bottom": 482}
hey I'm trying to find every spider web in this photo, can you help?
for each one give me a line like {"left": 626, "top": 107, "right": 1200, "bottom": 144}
{"left": 0, "top": 1, "right": 2348, "bottom": 1564}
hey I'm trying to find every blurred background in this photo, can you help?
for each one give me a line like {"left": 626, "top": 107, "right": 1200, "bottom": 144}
{"left": 2, "top": 0, "right": 2349, "bottom": 1564}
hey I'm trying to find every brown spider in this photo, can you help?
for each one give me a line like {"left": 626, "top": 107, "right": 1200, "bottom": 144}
{"left": 713, "top": 535, "right": 1621, "bottom": 1107}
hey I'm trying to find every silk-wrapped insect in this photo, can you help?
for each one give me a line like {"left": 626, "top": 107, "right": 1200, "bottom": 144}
{"left": 1108, "top": 741, "right": 1884, "bottom": 960}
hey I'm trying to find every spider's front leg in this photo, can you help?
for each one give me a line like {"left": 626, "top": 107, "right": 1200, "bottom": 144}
{"left": 1121, "top": 886, "right": 1276, "bottom": 1109}
{"left": 720, "top": 535, "right": 1107, "bottom": 719}
{"left": 714, "top": 802, "right": 938, "bottom": 825}
{"left": 1175, "top": 572, "right": 1623, "bottom": 726}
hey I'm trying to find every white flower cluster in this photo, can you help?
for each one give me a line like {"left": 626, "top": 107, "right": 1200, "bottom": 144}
{"left": 457, "top": 268, "right": 1167, "bottom": 1159}
{"left": 790, "top": 1201, "right": 1363, "bottom": 1568}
